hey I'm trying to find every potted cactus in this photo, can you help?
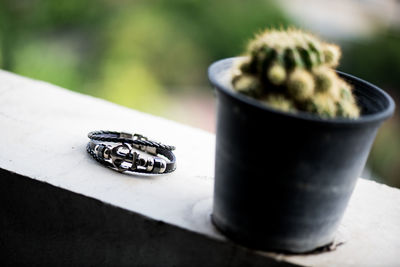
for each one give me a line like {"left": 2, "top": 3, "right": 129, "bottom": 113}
{"left": 208, "top": 28, "right": 394, "bottom": 253}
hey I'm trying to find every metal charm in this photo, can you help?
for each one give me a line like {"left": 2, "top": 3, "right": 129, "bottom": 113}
{"left": 96, "top": 143, "right": 166, "bottom": 173}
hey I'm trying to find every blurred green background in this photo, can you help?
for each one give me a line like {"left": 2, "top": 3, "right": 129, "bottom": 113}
{"left": 1, "top": 0, "right": 399, "bottom": 187}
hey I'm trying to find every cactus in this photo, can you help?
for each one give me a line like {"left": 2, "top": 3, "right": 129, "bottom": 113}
{"left": 232, "top": 28, "right": 360, "bottom": 118}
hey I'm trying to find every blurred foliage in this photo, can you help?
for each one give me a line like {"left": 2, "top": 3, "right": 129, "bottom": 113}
{"left": 341, "top": 30, "right": 400, "bottom": 91}
{"left": 0, "top": 0, "right": 290, "bottom": 111}
{"left": 367, "top": 117, "right": 400, "bottom": 188}
{"left": 0, "top": 0, "right": 399, "bottom": 187}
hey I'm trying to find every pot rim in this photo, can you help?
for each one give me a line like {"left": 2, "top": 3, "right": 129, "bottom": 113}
{"left": 208, "top": 57, "right": 395, "bottom": 126}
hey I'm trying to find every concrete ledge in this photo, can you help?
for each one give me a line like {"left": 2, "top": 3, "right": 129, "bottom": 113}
{"left": 0, "top": 70, "right": 399, "bottom": 266}
{"left": 1, "top": 169, "right": 288, "bottom": 266}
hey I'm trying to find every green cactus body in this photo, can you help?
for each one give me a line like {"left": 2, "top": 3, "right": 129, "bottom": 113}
{"left": 267, "top": 62, "right": 286, "bottom": 86}
{"left": 260, "top": 94, "right": 294, "bottom": 112}
{"left": 306, "top": 93, "right": 338, "bottom": 118}
{"left": 287, "top": 68, "right": 315, "bottom": 101}
{"left": 232, "top": 28, "right": 360, "bottom": 118}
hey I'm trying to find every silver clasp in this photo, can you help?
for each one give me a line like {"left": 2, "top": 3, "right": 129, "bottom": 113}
{"left": 132, "top": 133, "right": 157, "bottom": 155}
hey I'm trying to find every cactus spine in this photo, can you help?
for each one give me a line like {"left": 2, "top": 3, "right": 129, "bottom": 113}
{"left": 232, "top": 28, "right": 360, "bottom": 118}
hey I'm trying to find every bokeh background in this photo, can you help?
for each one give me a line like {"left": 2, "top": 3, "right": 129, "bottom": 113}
{"left": 1, "top": 0, "right": 399, "bottom": 187}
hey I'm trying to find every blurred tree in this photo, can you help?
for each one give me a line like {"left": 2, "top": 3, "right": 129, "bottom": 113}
{"left": 367, "top": 118, "right": 400, "bottom": 187}
{"left": 0, "top": 0, "right": 290, "bottom": 111}
{"left": 341, "top": 29, "right": 400, "bottom": 92}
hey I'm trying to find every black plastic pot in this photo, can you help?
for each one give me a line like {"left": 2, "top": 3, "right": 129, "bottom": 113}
{"left": 208, "top": 57, "right": 395, "bottom": 253}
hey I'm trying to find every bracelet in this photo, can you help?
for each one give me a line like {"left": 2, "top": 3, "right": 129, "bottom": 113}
{"left": 88, "top": 130, "right": 175, "bottom": 151}
{"left": 87, "top": 131, "right": 176, "bottom": 174}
